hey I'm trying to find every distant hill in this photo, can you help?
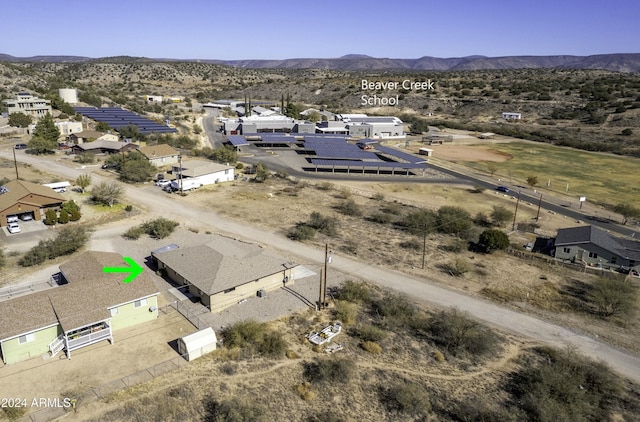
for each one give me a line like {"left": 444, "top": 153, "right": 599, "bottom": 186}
{"left": 1, "top": 52, "right": 639, "bottom": 72}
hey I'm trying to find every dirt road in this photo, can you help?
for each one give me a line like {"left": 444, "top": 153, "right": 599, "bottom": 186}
{"left": 2, "top": 150, "right": 640, "bottom": 383}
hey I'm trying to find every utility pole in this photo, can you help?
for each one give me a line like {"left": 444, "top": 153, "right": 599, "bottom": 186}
{"left": 178, "top": 154, "right": 183, "bottom": 195}
{"left": 318, "top": 269, "right": 323, "bottom": 311}
{"left": 421, "top": 223, "right": 428, "bottom": 269}
{"left": 536, "top": 194, "right": 543, "bottom": 221}
{"left": 322, "top": 243, "right": 329, "bottom": 307}
{"left": 512, "top": 191, "right": 521, "bottom": 231}
{"left": 12, "top": 147, "right": 19, "bottom": 180}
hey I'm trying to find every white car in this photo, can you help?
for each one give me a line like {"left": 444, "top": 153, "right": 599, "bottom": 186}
{"left": 20, "top": 214, "right": 33, "bottom": 221}
{"left": 7, "top": 222, "right": 21, "bottom": 234}
{"left": 53, "top": 187, "right": 67, "bottom": 193}
{"left": 155, "top": 179, "right": 172, "bottom": 187}
{"left": 7, "top": 215, "right": 19, "bottom": 223}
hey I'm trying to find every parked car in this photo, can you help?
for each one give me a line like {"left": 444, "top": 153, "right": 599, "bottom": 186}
{"left": 6, "top": 215, "right": 19, "bottom": 223}
{"left": 20, "top": 214, "right": 33, "bottom": 221}
{"left": 14, "top": 143, "right": 27, "bottom": 150}
{"left": 53, "top": 187, "right": 67, "bottom": 193}
{"left": 155, "top": 179, "right": 172, "bottom": 187}
{"left": 496, "top": 186, "right": 510, "bottom": 193}
{"left": 7, "top": 222, "right": 21, "bottom": 234}
{"left": 101, "top": 163, "right": 119, "bottom": 170}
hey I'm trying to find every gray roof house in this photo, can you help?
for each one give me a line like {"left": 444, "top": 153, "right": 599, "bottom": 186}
{"left": 554, "top": 225, "right": 640, "bottom": 272}
{"left": 153, "top": 235, "right": 299, "bottom": 312}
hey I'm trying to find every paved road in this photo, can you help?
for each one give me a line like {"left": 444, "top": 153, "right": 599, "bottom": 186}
{"left": 2, "top": 150, "right": 640, "bottom": 383}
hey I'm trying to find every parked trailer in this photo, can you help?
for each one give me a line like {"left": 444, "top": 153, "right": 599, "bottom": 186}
{"left": 166, "top": 179, "right": 202, "bottom": 192}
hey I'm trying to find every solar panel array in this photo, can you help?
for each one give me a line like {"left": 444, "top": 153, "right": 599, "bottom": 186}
{"left": 227, "top": 135, "right": 249, "bottom": 146}
{"left": 256, "top": 134, "right": 299, "bottom": 143}
{"left": 309, "top": 159, "right": 426, "bottom": 169}
{"left": 74, "top": 107, "right": 177, "bottom": 134}
{"left": 375, "top": 145, "right": 427, "bottom": 164}
{"left": 304, "top": 137, "right": 378, "bottom": 160}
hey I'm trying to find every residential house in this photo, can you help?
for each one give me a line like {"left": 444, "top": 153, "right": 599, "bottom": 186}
{"left": 0, "top": 251, "right": 159, "bottom": 364}
{"left": 172, "top": 159, "right": 234, "bottom": 186}
{"left": 554, "top": 225, "right": 640, "bottom": 272}
{"left": 68, "top": 130, "right": 118, "bottom": 144}
{"left": 153, "top": 236, "right": 299, "bottom": 312}
{"left": 0, "top": 179, "right": 65, "bottom": 226}
{"left": 138, "top": 144, "right": 180, "bottom": 167}
{"left": 2, "top": 93, "right": 52, "bottom": 118}
{"left": 70, "top": 140, "right": 138, "bottom": 155}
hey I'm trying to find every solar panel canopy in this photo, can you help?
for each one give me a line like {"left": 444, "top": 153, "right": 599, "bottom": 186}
{"left": 74, "top": 107, "right": 177, "bottom": 134}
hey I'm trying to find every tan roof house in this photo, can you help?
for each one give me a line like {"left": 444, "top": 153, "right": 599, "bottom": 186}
{"left": 0, "top": 251, "right": 159, "bottom": 364}
{"left": 0, "top": 179, "right": 65, "bottom": 226}
{"left": 138, "top": 144, "right": 180, "bottom": 167}
{"left": 153, "top": 235, "right": 299, "bottom": 312}
{"left": 68, "top": 130, "right": 119, "bottom": 144}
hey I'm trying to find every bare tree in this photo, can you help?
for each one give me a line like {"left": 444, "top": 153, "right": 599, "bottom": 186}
{"left": 90, "top": 181, "right": 123, "bottom": 207}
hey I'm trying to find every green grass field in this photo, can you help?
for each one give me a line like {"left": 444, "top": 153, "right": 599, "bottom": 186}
{"left": 464, "top": 142, "right": 640, "bottom": 207}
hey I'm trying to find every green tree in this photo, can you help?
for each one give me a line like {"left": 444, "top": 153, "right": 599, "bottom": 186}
{"left": 490, "top": 205, "right": 513, "bottom": 227}
{"left": 8, "top": 112, "right": 32, "bottom": 128}
{"left": 589, "top": 277, "right": 638, "bottom": 317}
{"left": 119, "top": 158, "right": 154, "bottom": 183}
{"left": 44, "top": 209, "right": 57, "bottom": 225}
{"left": 76, "top": 174, "right": 92, "bottom": 193}
{"left": 255, "top": 163, "right": 271, "bottom": 183}
{"left": 57, "top": 209, "right": 70, "bottom": 224}
{"left": 613, "top": 203, "right": 640, "bottom": 225}
{"left": 436, "top": 206, "right": 473, "bottom": 236}
{"left": 478, "top": 228, "right": 510, "bottom": 252}
{"left": 400, "top": 209, "right": 437, "bottom": 235}
{"left": 95, "top": 121, "right": 112, "bottom": 132}
{"left": 91, "top": 181, "right": 123, "bottom": 207}
{"left": 409, "top": 118, "right": 429, "bottom": 134}
{"left": 118, "top": 124, "right": 145, "bottom": 141}
{"left": 526, "top": 175, "right": 539, "bottom": 187}
{"left": 27, "top": 135, "right": 57, "bottom": 154}
{"left": 32, "top": 113, "right": 61, "bottom": 144}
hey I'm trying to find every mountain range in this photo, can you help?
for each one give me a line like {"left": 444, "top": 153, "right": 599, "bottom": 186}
{"left": 1, "top": 53, "right": 639, "bottom": 72}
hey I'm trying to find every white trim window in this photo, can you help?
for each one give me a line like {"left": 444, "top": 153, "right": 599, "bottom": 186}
{"left": 110, "top": 308, "right": 119, "bottom": 316}
{"left": 134, "top": 298, "right": 148, "bottom": 308}
{"left": 18, "top": 333, "right": 35, "bottom": 344}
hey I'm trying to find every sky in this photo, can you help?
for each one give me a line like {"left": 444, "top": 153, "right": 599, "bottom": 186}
{"left": 2, "top": 0, "right": 639, "bottom": 60}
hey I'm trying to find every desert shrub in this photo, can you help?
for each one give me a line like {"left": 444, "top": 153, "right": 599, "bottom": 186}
{"left": 288, "top": 224, "right": 316, "bottom": 241}
{"left": 124, "top": 204, "right": 133, "bottom": 212}
{"left": 57, "top": 209, "right": 70, "bottom": 224}
{"left": 306, "top": 412, "right": 347, "bottom": 422}
{"left": 75, "top": 152, "right": 95, "bottom": 164}
{"left": 336, "top": 280, "right": 371, "bottom": 303}
{"left": 589, "top": 276, "right": 637, "bottom": 318}
{"left": 336, "top": 187, "right": 352, "bottom": 199}
{"left": 203, "top": 397, "right": 268, "bottom": 422}
{"left": 222, "top": 320, "right": 286, "bottom": 358}
{"left": 351, "top": 324, "right": 387, "bottom": 342}
{"left": 442, "top": 238, "right": 467, "bottom": 253}
{"left": 295, "top": 382, "right": 316, "bottom": 401}
{"left": 436, "top": 206, "right": 473, "bottom": 237}
{"left": 399, "top": 209, "right": 437, "bottom": 235}
{"left": 360, "top": 341, "right": 382, "bottom": 354}
{"left": 446, "top": 397, "right": 524, "bottom": 422}
{"left": 18, "top": 242, "right": 49, "bottom": 266}
{"left": 508, "top": 347, "right": 621, "bottom": 422}
{"left": 427, "top": 309, "right": 498, "bottom": 357}
{"left": 44, "top": 208, "right": 57, "bottom": 225}
{"left": 340, "top": 240, "right": 358, "bottom": 255}
{"left": 380, "top": 380, "right": 431, "bottom": 417}
{"left": 491, "top": 205, "right": 514, "bottom": 226}
{"left": 399, "top": 238, "right": 422, "bottom": 250}
{"left": 256, "top": 332, "right": 286, "bottom": 357}
{"left": 333, "top": 300, "right": 358, "bottom": 325}
{"left": 123, "top": 226, "right": 145, "bottom": 240}
{"left": 307, "top": 212, "right": 338, "bottom": 236}
{"left": 90, "top": 181, "right": 123, "bottom": 206}
{"left": 371, "top": 294, "right": 416, "bottom": 326}
{"left": 304, "top": 358, "right": 354, "bottom": 385}
{"left": 372, "top": 192, "right": 385, "bottom": 201}
{"left": 1, "top": 405, "right": 27, "bottom": 420}
{"left": 235, "top": 162, "right": 244, "bottom": 169}
{"left": 286, "top": 350, "right": 301, "bottom": 359}
{"left": 369, "top": 212, "right": 393, "bottom": 224}
{"left": 0, "top": 249, "right": 5, "bottom": 269}
{"left": 140, "top": 218, "right": 179, "bottom": 239}
{"left": 442, "top": 257, "right": 471, "bottom": 277}
{"left": 432, "top": 350, "right": 445, "bottom": 362}
{"left": 317, "top": 182, "right": 334, "bottom": 191}
{"left": 19, "top": 226, "right": 89, "bottom": 267}
{"left": 220, "top": 363, "right": 237, "bottom": 375}
{"left": 473, "top": 211, "right": 492, "bottom": 227}
{"left": 381, "top": 202, "right": 402, "bottom": 215}
{"left": 336, "top": 199, "right": 362, "bottom": 216}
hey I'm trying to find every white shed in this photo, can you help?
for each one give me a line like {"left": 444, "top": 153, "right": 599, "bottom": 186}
{"left": 418, "top": 148, "right": 434, "bottom": 157}
{"left": 177, "top": 327, "right": 217, "bottom": 361}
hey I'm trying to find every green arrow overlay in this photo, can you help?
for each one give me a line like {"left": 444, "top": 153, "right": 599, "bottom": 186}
{"left": 103, "top": 256, "right": 143, "bottom": 284}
